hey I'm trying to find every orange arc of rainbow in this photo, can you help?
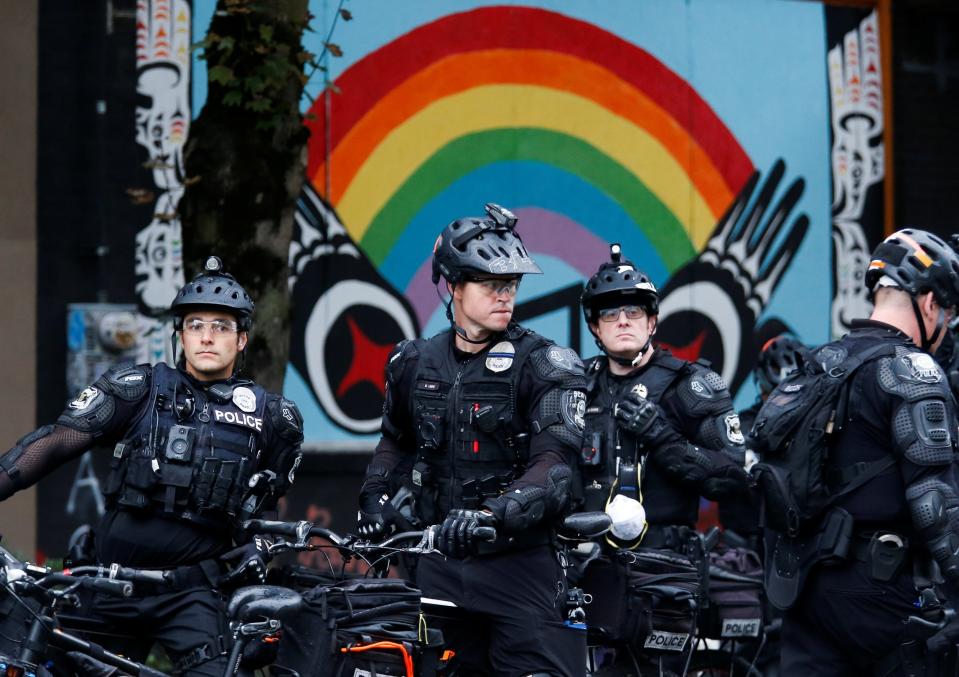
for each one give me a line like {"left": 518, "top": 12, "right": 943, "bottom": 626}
{"left": 315, "top": 49, "right": 735, "bottom": 220}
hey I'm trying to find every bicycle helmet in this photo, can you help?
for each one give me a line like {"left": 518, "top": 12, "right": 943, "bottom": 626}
{"left": 866, "top": 228, "right": 959, "bottom": 350}
{"left": 755, "top": 335, "right": 808, "bottom": 397}
{"left": 431, "top": 203, "right": 542, "bottom": 285}
{"left": 581, "top": 243, "right": 659, "bottom": 325}
{"left": 171, "top": 256, "right": 254, "bottom": 331}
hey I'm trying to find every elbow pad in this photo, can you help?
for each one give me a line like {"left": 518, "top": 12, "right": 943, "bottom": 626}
{"left": 0, "top": 425, "right": 55, "bottom": 490}
{"left": 907, "top": 479, "right": 959, "bottom": 581}
{"left": 483, "top": 464, "right": 572, "bottom": 533}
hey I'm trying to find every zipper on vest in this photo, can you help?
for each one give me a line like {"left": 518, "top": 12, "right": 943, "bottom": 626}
{"left": 449, "top": 360, "right": 469, "bottom": 510}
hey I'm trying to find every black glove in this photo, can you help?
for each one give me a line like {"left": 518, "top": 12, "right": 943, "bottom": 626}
{"left": 357, "top": 491, "right": 400, "bottom": 538}
{"left": 614, "top": 391, "right": 677, "bottom": 447}
{"left": 219, "top": 535, "right": 273, "bottom": 587}
{"left": 928, "top": 588, "right": 959, "bottom": 654}
{"left": 438, "top": 509, "right": 498, "bottom": 558}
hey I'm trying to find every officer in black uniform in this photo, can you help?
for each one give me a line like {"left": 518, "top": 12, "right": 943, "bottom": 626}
{"left": 775, "top": 229, "right": 959, "bottom": 676}
{"left": 722, "top": 334, "right": 810, "bottom": 547}
{"left": 0, "top": 257, "right": 304, "bottom": 676}
{"left": 576, "top": 244, "right": 749, "bottom": 671}
{"left": 356, "top": 204, "right": 587, "bottom": 677}
{"left": 578, "top": 244, "right": 749, "bottom": 549}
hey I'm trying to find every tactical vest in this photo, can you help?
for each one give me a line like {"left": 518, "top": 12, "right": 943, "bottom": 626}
{"left": 409, "top": 329, "right": 548, "bottom": 522}
{"left": 580, "top": 352, "right": 696, "bottom": 526}
{"left": 104, "top": 364, "right": 267, "bottom": 532}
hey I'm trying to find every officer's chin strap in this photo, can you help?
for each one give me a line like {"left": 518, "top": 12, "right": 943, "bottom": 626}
{"left": 438, "top": 284, "right": 495, "bottom": 346}
{"left": 910, "top": 296, "right": 945, "bottom": 352}
{"left": 594, "top": 334, "right": 654, "bottom": 369}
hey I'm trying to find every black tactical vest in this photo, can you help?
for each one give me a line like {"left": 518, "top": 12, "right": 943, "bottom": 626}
{"left": 581, "top": 351, "right": 700, "bottom": 528}
{"left": 409, "top": 329, "right": 548, "bottom": 522}
{"left": 104, "top": 364, "right": 267, "bottom": 531}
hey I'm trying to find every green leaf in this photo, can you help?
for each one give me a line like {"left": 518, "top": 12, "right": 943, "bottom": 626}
{"left": 259, "top": 25, "right": 274, "bottom": 43}
{"left": 246, "top": 97, "right": 272, "bottom": 113}
{"left": 222, "top": 90, "right": 243, "bottom": 107}
{"left": 208, "top": 64, "right": 235, "bottom": 85}
{"left": 219, "top": 36, "right": 235, "bottom": 52}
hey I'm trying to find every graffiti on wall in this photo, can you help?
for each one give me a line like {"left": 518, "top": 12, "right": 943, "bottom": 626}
{"left": 270, "top": 1, "right": 838, "bottom": 439}
{"left": 134, "top": 0, "right": 190, "bottom": 363}
{"left": 828, "top": 9, "right": 886, "bottom": 338}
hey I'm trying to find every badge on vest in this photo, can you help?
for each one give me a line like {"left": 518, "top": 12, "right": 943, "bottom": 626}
{"left": 630, "top": 383, "right": 648, "bottom": 399}
{"left": 69, "top": 386, "right": 100, "bottom": 410}
{"left": 233, "top": 386, "right": 257, "bottom": 413}
{"left": 485, "top": 341, "right": 515, "bottom": 373}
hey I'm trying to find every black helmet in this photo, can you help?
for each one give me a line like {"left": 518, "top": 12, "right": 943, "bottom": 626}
{"left": 170, "top": 256, "right": 255, "bottom": 331}
{"left": 581, "top": 243, "right": 659, "bottom": 324}
{"left": 755, "top": 335, "right": 808, "bottom": 396}
{"left": 865, "top": 229, "right": 959, "bottom": 309}
{"left": 431, "top": 203, "right": 542, "bottom": 285}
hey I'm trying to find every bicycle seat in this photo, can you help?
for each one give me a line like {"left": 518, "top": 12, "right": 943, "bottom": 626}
{"left": 557, "top": 512, "right": 612, "bottom": 540}
{"left": 228, "top": 585, "right": 302, "bottom": 623}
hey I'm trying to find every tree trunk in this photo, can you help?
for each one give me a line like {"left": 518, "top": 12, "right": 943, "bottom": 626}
{"left": 180, "top": 0, "right": 310, "bottom": 392}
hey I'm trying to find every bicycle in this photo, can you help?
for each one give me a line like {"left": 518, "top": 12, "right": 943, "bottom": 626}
{"left": 0, "top": 539, "right": 302, "bottom": 677}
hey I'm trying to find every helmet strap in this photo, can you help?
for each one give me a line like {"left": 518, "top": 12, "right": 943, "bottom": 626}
{"left": 438, "top": 283, "right": 493, "bottom": 346}
{"left": 910, "top": 296, "right": 944, "bottom": 351}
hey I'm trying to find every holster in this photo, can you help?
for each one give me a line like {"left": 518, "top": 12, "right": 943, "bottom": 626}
{"left": 765, "top": 506, "right": 854, "bottom": 610}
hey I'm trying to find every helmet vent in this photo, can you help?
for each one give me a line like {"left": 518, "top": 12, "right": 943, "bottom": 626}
{"left": 232, "top": 292, "right": 239, "bottom": 299}
{"left": 214, "top": 286, "right": 222, "bottom": 294}
{"left": 477, "top": 249, "right": 491, "bottom": 260}
{"left": 196, "top": 285, "right": 204, "bottom": 293}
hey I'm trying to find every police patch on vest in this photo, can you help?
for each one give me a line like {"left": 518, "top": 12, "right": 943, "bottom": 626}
{"left": 725, "top": 413, "right": 745, "bottom": 444}
{"left": 485, "top": 341, "right": 515, "bottom": 373}
{"left": 904, "top": 352, "right": 942, "bottom": 383}
{"left": 69, "top": 386, "right": 100, "bottom": 410}
{"left": 630, "top": 383, "right": 648, "bottom": 399}
{"left": 563, "top": 391, "right": 587, "bottom": 430}
{"left": 643, "top": 629, "right": 689, "bottom": 652}
{"left": 721, "top": 618, "right": 761, "bottom": 638}
{"left": 233, "top": 386, "right": 257, "bottom": 413}
{"left": 547, "top": 347, "right": 578, "bottom": 372}
{"left": 214, "top": 408, "right": 263, "bottom": 431}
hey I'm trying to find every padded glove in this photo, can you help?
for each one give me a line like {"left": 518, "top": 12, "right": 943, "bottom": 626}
{"left": 357, "top": 491, "right": 401, "bottom": 538}
{"left": 437, "top": 509, "right": 498, "bottom": 558}
{"left": 219, "top": 535, "right": 273, "bottom": 587}
{"left": 614, "top": 391, "right": 677, "bottom": 447}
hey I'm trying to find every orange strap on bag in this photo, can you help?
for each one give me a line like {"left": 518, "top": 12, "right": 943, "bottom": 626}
{"left": 339, "top": 640, "right": 414, "bottom": 677}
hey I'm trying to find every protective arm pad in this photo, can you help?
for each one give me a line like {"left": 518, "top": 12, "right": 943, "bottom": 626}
{"left": 906, "top": 478, "right": 959, "bottom": 581}
{"left": 482, "top": 464, "right": 572, "bottom": 533}
{"left": 0, "top": 424, "right": 92, "bottom": 500}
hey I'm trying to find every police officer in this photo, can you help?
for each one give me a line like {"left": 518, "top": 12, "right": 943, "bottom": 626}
{"left": 0, "top": 257, "right": 304, "bottom": 676}
{"left": 722, "top": 335, "right": 810, "bottom": 547}
{"left": 356, "top": 204, "right": 587, "bottom": 677}
{"left": 775, "top": 229, "right": 959, "bottom": 675}
{"left": 577, "top": 244, "right": 749, "bottom": 671}
{"left": 578, "top": 243, "right": 749, "bottom": 549}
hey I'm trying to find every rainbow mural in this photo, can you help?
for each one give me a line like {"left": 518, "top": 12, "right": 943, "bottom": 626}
{"left": 192, "top": 1, "right": 839, "bottom": 443}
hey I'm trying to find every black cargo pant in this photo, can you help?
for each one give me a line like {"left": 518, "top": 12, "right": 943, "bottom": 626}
{"left": 86, "top": 586, "right": 229, "bottom": 676}
{"left": 414, "top": 544, "right": 585, "bottom": 677}
{"left": 781, "top": 559, "right": 919, "bottom": 676}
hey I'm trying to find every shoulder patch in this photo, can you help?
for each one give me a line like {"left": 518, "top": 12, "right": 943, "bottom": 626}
{"left": 546, "top": 346, "right": 584, "bottom": 374}
{"left": 687, "top": 367, "right": 728, "bottom": 400}
{"left": 889, "top": 351, "right": 944, "bottom": 385}
{"left": 69, "top": 386, "right": 102, "bottom": 411}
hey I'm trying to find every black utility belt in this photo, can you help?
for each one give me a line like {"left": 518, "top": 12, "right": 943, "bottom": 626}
{"left": 640, "top": 524, "right": 695, "bottom": 551}
{"left": 848, "top": 531, "right": 911, "bottom": 583}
